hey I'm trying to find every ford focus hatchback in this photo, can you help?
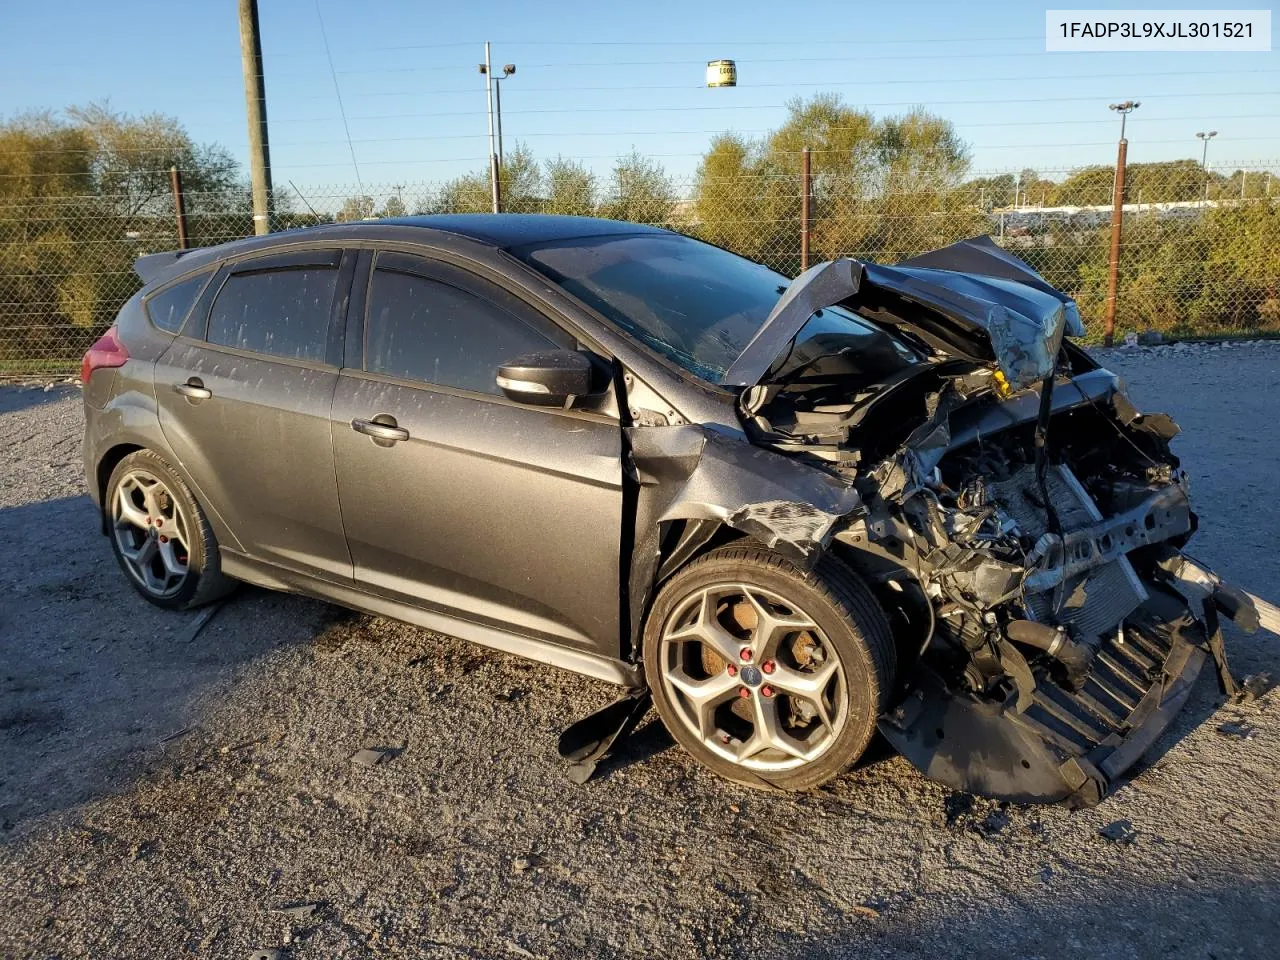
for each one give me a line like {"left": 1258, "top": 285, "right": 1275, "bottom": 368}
{"left": 82, "top": 215, "right": 1274, "bottom": 803}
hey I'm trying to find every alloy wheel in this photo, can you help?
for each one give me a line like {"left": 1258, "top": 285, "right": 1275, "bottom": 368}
{"left": 656, "top": 583, "right": 849, "bottom": 772}
{"left": 111, "top": 468, "right": 192, "bottom": 599}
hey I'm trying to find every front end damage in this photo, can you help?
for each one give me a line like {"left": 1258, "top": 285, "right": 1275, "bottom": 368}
{"left": 839, "top": 381, "right": 1227, "bottom": 807}
{"left": 676, "top": 237, "right": 1275, "bottom": 806}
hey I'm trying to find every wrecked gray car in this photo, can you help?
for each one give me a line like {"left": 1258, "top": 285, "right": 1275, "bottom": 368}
{"left": 81, "top": 215, "right": 1277, "bottom": 806}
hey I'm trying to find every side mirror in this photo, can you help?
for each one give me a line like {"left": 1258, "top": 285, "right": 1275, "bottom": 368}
{"left": 496, "top": 350, "right": 594, "bottom": 406}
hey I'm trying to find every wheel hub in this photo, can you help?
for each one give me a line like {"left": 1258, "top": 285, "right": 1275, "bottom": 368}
{"left": 111, "top": 468, "right": 192, "bottom": 600}
{"left": 657, "top": 582, "right": 849, "bottom": 773}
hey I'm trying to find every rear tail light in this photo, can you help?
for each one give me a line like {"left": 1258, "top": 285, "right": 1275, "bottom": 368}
{"left": 80, "top": 326, "right": 129, "bottom": 384}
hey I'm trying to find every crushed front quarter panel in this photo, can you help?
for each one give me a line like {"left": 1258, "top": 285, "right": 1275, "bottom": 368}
{"left": 622, "top": 423, "right": 862, "bottom": 655}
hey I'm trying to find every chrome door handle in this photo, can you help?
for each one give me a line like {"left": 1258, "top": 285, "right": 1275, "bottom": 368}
{"left": 351, "top": 417, "right": 409, "bottom": 442}
{"left": 174, "top": 379, "right": 212, "bottom": 400}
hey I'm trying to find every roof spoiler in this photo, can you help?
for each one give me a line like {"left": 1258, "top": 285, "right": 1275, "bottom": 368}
{"left": 134, "top": 250, "right": 189, "bottom": 285}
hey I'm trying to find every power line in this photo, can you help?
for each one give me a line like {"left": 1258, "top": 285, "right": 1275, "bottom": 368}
{"left": 19, "top": 34, "right": 1052, "bottom": 68}
{"left": 307, "top": 49, "right": 1074, "bottom": 78}
{"left": 313, "top": 0, "right": 363, "bottom": 190}
{"left": 257, "top": 114, "right": 1280, "bottom": 149}
{"left": 8, "top": 101, "right": 1275, "bottom": 158}
{"left": 262, "top": 67, "right": 1279, "bottom": 117}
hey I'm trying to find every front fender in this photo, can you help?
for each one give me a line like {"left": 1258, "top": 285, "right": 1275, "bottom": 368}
{"left": 622, "top": 423, "right": 861, "bottom": 656}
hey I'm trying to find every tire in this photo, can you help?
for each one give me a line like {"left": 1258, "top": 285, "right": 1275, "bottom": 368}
{"left": 643, "top": 543, "right": 896, "bottom": 791}
{"left": 104, "top": 449, "right": 234, "bottom": 611}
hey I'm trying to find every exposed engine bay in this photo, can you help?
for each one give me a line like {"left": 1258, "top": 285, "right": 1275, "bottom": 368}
{"left": 723, "top": 239, "right": 1276, "bottom": 805}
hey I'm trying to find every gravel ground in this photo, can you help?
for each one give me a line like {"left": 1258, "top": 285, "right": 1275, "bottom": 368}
{"left": 2, "top": 342, "right": 1279, "bottom": 960}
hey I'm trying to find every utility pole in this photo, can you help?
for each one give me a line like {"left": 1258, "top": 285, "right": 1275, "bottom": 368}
{"left": 1103, "top": 100, "right": 1139, "bottom": 347}
{"left": 479, "top": 43, "right": 501, "bottom": 213}
{"left": 169, "top": 166, "right": 189, "bottom": 250}
{"left": 1197, "top": 130, "right": 1217, "bottom": 205}
{"left": 238, "top": 0, "right": 274, "bottom": 235}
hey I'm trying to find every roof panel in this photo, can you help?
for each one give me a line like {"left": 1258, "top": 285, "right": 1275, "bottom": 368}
{"left": 378, "top": 213, "right": 671, "bottom": 247}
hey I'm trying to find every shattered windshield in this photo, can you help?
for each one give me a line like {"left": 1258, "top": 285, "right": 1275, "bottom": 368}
{"left": 513, "top": 232, "right": 913, "bottom": 384}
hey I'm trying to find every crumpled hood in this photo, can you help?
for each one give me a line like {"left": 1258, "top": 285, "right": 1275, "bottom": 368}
{"left": 721, "top": 235, "right": 1086, "bottom": 391}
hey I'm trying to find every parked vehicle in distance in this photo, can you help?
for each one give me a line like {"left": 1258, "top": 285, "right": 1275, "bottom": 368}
{"left": 82, "top": 215, "right": 1274, "bottom": 803}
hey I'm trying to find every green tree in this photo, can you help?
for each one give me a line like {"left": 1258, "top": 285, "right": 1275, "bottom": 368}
{"left": 870, "top": 108, "right": 979, "bottom": 261}
{"left": 68, "top": 102, "right": 239, "bottom": 221}
{"left": 336, "top": 195, "right": 376, "bottom": 221}
{"left": 380, "top": 194, "right": 408, "bottom": 218}
{"left": 431, "top": 143, "right": 542, "bottom": 214}
{"left": 693, "top": 134, "right": 765, "bottom": 255}
{"left": 691, "top": 95, "right": 978, "bottom": 271}
{"left": 0, "top": 106, "right": 246, "bottom": 372}
{"left": 601, "top": 150, "right": 676, "bottom": 225}
{"left": 1052, "top": 165, "right": 1114, "bottom": 206}
{"left": 543, "top": 156, "right": 597, "bottom": 216}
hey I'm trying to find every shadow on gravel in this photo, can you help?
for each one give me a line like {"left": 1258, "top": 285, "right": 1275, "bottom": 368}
{"left": 0, "top": 385, "right": 78, "bottom": 415}
{"left": 782, "top": 876, "right": 1280, "bottom": 960}
{"left": 0, "top": 493, "right": 329, "bottom": 832}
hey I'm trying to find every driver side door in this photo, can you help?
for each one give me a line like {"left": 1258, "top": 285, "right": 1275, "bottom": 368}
{"left": 330, "top": 250, "right": 625, "bottom": 657}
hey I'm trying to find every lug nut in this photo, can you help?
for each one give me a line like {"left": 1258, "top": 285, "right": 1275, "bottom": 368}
{"left": 738, "top": 687, "right": 751, "bottom": 699}
{"left": 726, "top": 664, "right": 737, "bottom": 677}
{"left": 721, "top": 734, "right": 731, "bottom": 744}
{"left": 739, "top": 647, "right": 753, "bottom": 662}
{"left": 761, "top": 660, "right": 775, "bottom": 674}
{"left": 761, "top": 685, "right": 775, "bottom": 698}
{"left": 159, "top": 535, "right": 168, "bottom": 544}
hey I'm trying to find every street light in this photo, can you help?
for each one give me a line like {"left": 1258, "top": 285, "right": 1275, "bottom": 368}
{"left": 1108, "top": 100, "right": 1141, "bottom": 139}
{"left": 477, "top": 46, "right": 515, "bottom": 212}
{"left": 1197, "top": 131, "right": 1218, "bottom": 204}
{"left": 478, "top": 59, "right": 516, "bottom": 165}
{"left": 1196, "top": 130, "right": 1218, "bottom": 169}
{"left": 493, "top": 64, "right": 515, "bottom": 167}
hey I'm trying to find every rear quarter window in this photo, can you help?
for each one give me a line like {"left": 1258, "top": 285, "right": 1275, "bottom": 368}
{"left": 146, "top": 272, "right": 210, "bottom": 334}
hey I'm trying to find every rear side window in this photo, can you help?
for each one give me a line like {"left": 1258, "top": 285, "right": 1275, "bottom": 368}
{"left": 206, "top": 267, "right": 338, "bottom": 362}
{"left": 365, "top": 268, "right": 556, "bottom": 395}
{"left": 146, "top": 273, "right": 209, "bottom": 334}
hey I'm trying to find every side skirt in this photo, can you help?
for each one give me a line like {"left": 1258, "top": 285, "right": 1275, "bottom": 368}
{"left": 220, "top": 552, "right": 644, "bottom": 688}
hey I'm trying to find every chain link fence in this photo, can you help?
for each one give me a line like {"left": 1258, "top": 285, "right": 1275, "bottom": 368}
{"left": 2, "top": 160, "right": 1277, "bottom": 378}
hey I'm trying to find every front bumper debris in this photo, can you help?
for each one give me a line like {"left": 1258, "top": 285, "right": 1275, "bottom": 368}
{"left": 879, "top": 585, "right": 1209, "bottom": 807}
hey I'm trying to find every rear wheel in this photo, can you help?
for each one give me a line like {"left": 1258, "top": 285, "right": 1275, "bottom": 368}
{"left": 105, "top": 449, "right": 232, "bottom": 610}
{"left": 644, "top": 544, "right": 896, "bottom": 791}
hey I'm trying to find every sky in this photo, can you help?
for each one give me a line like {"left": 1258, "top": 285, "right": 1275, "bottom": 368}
{"left": 1, "top": 0, "right": 1276, "bottom": 197}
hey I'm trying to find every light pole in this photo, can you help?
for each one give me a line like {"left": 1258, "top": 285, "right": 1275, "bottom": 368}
{"left": 1196, "top": 130, "right": 1218, "bottom": 203}
{"left": 1103, "top": 100, "right": 1139, "bottom": 346}
{"left": 492, "top": 64, "right": 515, "bottom": 168}
{"left": 478, "top": 44, "right": 499, "bottom": 213}
{"left": 478, "top": 51, "right": 516, "bottom": 212}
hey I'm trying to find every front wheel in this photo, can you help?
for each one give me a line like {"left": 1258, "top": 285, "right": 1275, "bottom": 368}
{"left": 643, "top": 544, "right": 896, "bottom": 791}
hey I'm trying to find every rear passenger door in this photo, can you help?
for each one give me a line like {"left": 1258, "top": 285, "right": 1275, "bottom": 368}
{"left": 330, "top": 250, "right": 624, "bottom": 655}
{"left": 155, "top": 248, "right": 356, "bottom": 582}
